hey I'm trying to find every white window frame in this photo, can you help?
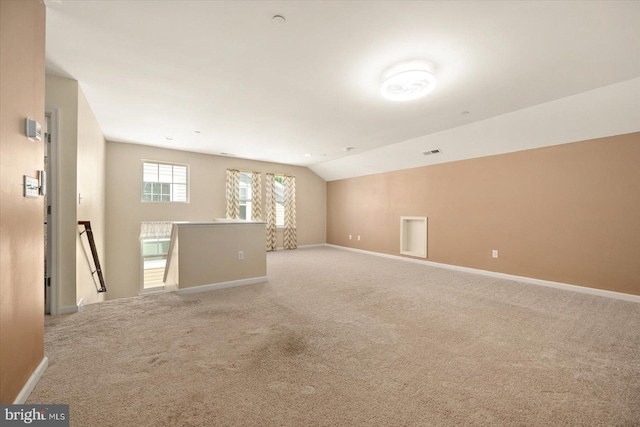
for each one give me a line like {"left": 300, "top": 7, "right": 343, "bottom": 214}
{"left": 141, "top": 160, "right": 189, "bottom": 203}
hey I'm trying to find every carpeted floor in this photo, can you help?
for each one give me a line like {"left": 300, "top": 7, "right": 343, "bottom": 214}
{"left": 28, "top": 246, "right": 640, "bottom": 426}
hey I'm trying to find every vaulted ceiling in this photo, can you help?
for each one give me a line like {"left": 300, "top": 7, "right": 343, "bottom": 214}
{"left": 45, "top": 1, "right": 640, "bottom": 180}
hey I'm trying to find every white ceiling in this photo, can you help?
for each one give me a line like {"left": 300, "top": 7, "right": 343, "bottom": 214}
{"left": 45, "top": 1, "right": 640, "bottom": 180}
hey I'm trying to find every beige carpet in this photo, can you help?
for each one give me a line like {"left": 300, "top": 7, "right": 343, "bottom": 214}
{"left": 28, "top": 246, "right": 640, "bottom": 426}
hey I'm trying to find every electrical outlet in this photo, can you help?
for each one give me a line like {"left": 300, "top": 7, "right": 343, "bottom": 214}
{"left": 238, "top": 251, "right": 244, "bottom": 260}
{"left": 357, "top": 235, "right": 361, "bottom": 241}
{"left": 349, "top": 234, "right": 352, "bottom": 240}
{"left": 492, "top": 250, "right": 498, "bottom": 258}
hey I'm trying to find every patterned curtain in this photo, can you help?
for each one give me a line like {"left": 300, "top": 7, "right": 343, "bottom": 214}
{"left": 265, "top": 173, "right": 277, "bottom": 251}
{"left": 251, "top": 172, "right": 262, "bottom": 221}
{"left": 225, "top": 169, "right": 240, "bottom": 219}
{"left": 140, "top": 221, "right": 173, "bottom": 240}
{"left": 283, "top": 175, "right": 297, "bottom": 250}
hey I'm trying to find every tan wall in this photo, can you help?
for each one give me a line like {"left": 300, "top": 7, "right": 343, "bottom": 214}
{"left": 173, "top": 223, "right": 267, "bottom": 289}
{"left": 0, "top": 0, "right": 46, "bottom": 403}
{"left": 327, "top": 133, "right": 640, "bottom": 296}
{"left": 76, "top": 87, "right": 106, "bottom": 305}
{"left": 106, "top": 142, "right": 326, "bottom": 300}
{"left": 45, "top": 75, "right": 78, "bottom": 310}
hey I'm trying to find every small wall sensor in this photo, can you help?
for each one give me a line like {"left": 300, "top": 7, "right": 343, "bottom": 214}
{"left": 26, "top": 118, "right": 42, "bottom": 141}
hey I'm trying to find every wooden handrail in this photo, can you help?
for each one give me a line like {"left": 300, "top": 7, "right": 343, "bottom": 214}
{"left": 78, "top": 221, "right": 107, "bottom": 293}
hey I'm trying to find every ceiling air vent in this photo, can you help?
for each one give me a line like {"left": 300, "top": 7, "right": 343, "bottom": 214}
{"left": 422, "top": 149, "right": 442, "bottom": 156}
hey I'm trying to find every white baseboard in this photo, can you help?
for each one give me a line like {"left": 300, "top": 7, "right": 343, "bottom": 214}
{"left": 139, "top": 286, "right": 165, "bottom": 296}
{"left": 13, "top": 356, "right": 48, "bottom": 404}
{"left": 175, "top": 276, "right": 268, "bottom": 295}
{"left": 325, "top": 244, "right": 640, "bottom": 304}
{"left": 77, "top": 298, "right": 84, "bottom": 312}
{"left": 58, "top": 305, "right": 78, "bottom": 314}
{"left": 271, "top": 244, "right": 326, "bottom": 251}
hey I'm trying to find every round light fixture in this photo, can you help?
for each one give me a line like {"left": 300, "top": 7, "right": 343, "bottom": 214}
{"left": 380, "top": 70, "right": 437, "bottom": 101}
{"left": 272, "top": 15, "right": 286, "bottom": 25}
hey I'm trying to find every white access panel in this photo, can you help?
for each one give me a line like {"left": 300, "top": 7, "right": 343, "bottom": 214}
{"left": 400, "top": 216, "right": 427, "bottom": 258}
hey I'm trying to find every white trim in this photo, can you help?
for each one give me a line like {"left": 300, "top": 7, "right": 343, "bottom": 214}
{"left": 77, "top": 297, "right": 84, "bottom": 312}
{"left": 13, "top": 357, "right": 48, "bottom": 404}
{"left": 269, "top": 244, "right": 326, "bottom": 251}
{"left": 139, "top": 286, "right": 165, "bottom": 296}
{"left": 175, "top": 276, "right": 268, "bottom": 295}
{"left": 58, "top": 305, "right": 78, "bottom": 314}
{"left": 325, "top": 244, "right": 640, "bottom": 304}
{"left": 45, "top": 108, "right": 59, "bottom": 315}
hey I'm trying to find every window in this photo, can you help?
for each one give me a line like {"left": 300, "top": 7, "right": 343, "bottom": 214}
{"left": 142, "top": 237, "right": 170, "bottom": 289}
{"left": 142, "top": 161, "right": 188, "bottom": 202}
{"left": 239, "top": 172, "right": 252, "bottom": 220}
{"left": 274, "top": 175, "right": 285, "bottom": 228}
{"left": 140, "top": 221, "right": 173, "bottom": 291}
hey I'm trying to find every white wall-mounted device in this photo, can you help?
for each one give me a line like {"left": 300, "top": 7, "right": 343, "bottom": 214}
{"left": 24, "top": 175, "right": 39, "bottom": 198}
{"left": 25, "top": 117, "right": 42, "bottom": 141}
{"left": 38, "top": 170, "right": 46, "bottom": 196}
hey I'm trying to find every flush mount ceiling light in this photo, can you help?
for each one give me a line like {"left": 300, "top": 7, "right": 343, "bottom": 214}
{"left": 272, "top": 15, "right": 286, "bottom": 25}
{"left": 380, "top": 70, "right": 437, "bottom": 101}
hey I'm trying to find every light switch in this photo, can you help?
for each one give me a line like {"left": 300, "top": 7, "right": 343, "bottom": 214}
{"left": 24, "top": 175, "right": 39, "bottom": 198}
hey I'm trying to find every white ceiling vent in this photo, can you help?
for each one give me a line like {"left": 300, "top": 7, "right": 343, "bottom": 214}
{"left": 422, "top": 149, "right": 442, "bottom": 156}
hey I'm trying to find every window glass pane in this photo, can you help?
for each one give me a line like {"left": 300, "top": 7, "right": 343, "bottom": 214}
{"left": 239, "top": 172, "right": 252, "bottom": 185}
{"left": 143, "top": 162, "right": 158, "bottom": 182}
{"left": 142, "top": 240, "right": 159, "bottom": 256}
{"left": 245, "top": 201, "right": 252, "bottom": 221}
{"left": 274, "top": 178, "right": 284, "bottom": 204}
{"left": 275, "top": 175, "right": 285, "bottom": 227}
{"left": 239, "top": 204, "right": 247, "bottom": 220}
{"left": 173, "top": 184, "right": 187, "bottom": 202}
{"left": 161, "top": 194, "right": 170, "bottom": 202}
{"left": 239, "top": 172, "right": 252, "bottom": 204}
{"left": 276, "top": 202, "right": 285, "bottom": 227}
{"left": 158, "top": 164, "right": 173, "bottom": 183}
{"left": 142, "top": 194, "right": 151, "bottom": 201}
{"left": 173, "top": 165, "right": 187, "bottom": 184}
{"left": 159, "top": 239, "right": 170, "bottom": 255}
